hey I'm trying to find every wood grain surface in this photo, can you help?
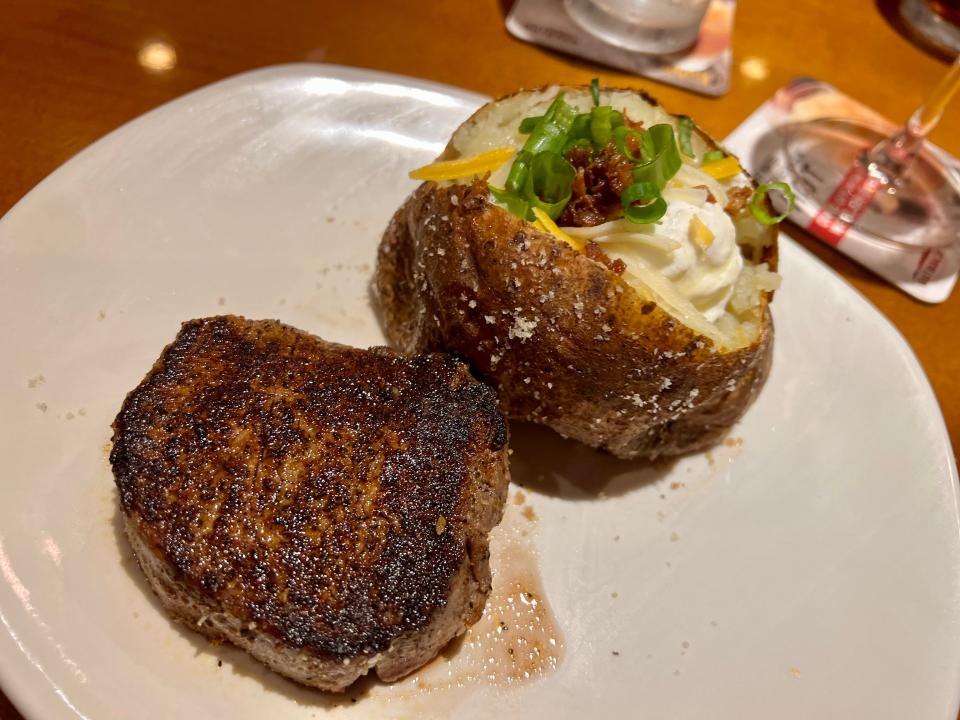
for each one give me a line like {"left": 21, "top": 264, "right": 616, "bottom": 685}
{"left": 0, "top": 1, "right": 957, "bottom": 718}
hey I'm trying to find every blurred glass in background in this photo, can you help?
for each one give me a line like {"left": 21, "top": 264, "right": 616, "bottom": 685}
{"left": 563, "top": 0, "right": 710, "bottom": 54}
{"left": 901, "top": 0, "right": 960, "bottom": 53}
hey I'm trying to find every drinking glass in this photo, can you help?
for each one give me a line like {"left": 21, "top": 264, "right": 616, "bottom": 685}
{"left": 563, "top": 0, "right": 711, "bottom": 54}
{"left": 779, "top": 55, "right": 960, "bottom": 253}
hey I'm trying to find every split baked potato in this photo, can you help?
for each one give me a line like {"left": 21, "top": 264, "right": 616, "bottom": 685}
{"left": 376, "top": 85, "right": 783, "bottom": 459}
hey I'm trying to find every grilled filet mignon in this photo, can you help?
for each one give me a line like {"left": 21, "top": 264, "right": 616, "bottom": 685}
{"left": 110, "top": 316, "right": 510, "bottom": 691}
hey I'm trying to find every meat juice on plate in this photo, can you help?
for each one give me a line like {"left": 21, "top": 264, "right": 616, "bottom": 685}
{"left": 382, "top": 493, "right": 562, "bottom": 694}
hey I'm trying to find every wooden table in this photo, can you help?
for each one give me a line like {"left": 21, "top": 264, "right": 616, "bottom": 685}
{"left": 0, "top": 1, "right": 957, "bottom": 718}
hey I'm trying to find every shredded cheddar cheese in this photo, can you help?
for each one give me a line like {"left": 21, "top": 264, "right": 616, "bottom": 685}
{"left": 690, "top": 215, "right": 715, "bottom": 249}
{"left": 700, "top": 155, "right": 742, "bottom": 181}
{"left": 409, "top": 146, "right": 516, "bottom": 181}
{"left": 530, "top": 207, "right": 584, "bottom": 252}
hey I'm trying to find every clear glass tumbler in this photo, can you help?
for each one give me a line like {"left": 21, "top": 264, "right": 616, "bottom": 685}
{"left": 563, "top": 0, "right": 711, "bottom": 54}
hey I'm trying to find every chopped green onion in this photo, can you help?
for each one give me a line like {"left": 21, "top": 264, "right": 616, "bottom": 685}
{"left": 518, "top": 116, "right": 542, "bottom": 134}
{"left": 489, "top": 185, "right": 531, "bottom": 219}
{"left": 500, "top": 94, "right": 578, "bottom": 214}
{"left": 522, "top": 151, "right": 576, "bottom": 219}
{"left": 591, "top": 78, "right": 600, "bottom": 107}
{"left": 589, "top": 106, "right": 615, "bottom": 147}
{"left": 505, "top": 150, "right": 532, "bottom": 193}
{"left": 504, "top": 93, "right": 577, "bottom": 193}
{"left": 749, "top": 181, "right": 796, "bottom": 225}
{"left": 562, "top": 137, "right": 592, "bottom": 154}
{"left": 589, "top": 107, "right": 624, "bottom": 148}
{"left": 620, "top": 182, "right": 667, "bottom": 224}
{"left": 508, "top": 94, "right": 576, "bottom": 191}
{"left": 523, "top": 93, "right": 577, "bottom": 156}
{"left": 632, "top": 124, "right": 682, "bottom": 190}
{"left": 702, "top": 149, "right": 725, "bottom": 164}
{"left": 527, "top": 116, "right": 574, "bottom": 155}
{"left": 622, "top": 181, "right": 664, "bottom": 210}
{"left": 530, "top": 152, "right": 575, "bottom": 202}
{"left": 622, "top": 181, "right": 661, "bottom": 202}
{"left": 624, "top": 197, "right": 667, "bottom": 224}
{"left": 570, "top": 113, "right": 592, "bottom": 141}
{"left": 613, "top": 125, "right": 645, "bottom": 162}
{"left": 677, "top": 116, "right": 694, "bottom": 157}
{"left": 622, "top": 181, "right": 667, "bottom": 224}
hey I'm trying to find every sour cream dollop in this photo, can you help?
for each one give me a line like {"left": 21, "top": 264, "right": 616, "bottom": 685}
{"left": 596, "top": 200, "right": 743, "bottom": 322}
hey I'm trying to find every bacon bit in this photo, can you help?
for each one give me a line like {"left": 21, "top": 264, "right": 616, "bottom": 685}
{"left": 558, "top": 142, "right": 633, "bottom": 227}
{"left": 566, "top": 145, "right": 592, "bottom": 168}
{"left": 621, "top": 112, "right": 645, "bottom": 156}
{"left": 622, "top": 111, "right": 644, "bottom": 130}
{"left": 584, "top": 240, "right": 625, "bottom": 275}
{"left": 693, "top": 184, "right": 717, "bottom": 203}
{"left": 561, "top": 194, "right": 606, "bottom": 227}
{"left": 597, "top": 143, "right": 635, "bottom": 196}
{"left": 584, "top": 240, "right": 605, "bottom": 262}
{"left": 724, "top": 186, "right": 753, "bottom": 217}
{"left": 571, "top": 166, "right": 587, "bottom": 197}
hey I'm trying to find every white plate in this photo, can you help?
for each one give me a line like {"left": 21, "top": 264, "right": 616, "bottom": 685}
{"left": 1, "top": 64, "right": 958, "bottom": 720}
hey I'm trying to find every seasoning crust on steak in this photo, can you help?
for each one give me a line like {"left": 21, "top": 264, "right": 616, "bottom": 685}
{"left": 110, "top": 316, "right": 510, "bottom": 691}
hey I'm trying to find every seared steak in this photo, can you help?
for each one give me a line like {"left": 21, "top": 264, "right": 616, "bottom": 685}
{"left": 110, "top": 316, "right": 509, "bottom": 691}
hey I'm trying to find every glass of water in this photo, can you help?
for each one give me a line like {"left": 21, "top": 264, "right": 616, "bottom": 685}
{"left": 564, "top": 0, "right": 711, "bottom": 54}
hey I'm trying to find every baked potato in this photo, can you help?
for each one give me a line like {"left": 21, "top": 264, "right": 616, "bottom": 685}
{"left": 376, "top": 85, "right": 783, "bottom": 459}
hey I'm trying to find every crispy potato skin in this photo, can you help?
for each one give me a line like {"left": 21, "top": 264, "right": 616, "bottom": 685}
{"left": 377, "top": 179, "right": 775, "bottom": 460}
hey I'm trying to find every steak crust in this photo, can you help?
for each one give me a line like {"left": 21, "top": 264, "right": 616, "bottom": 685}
{"left": 111, "top": 316, "right": 509, "bottom": 691}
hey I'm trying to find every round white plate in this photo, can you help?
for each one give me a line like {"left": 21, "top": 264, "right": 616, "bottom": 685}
{"left": 0, "top": 64, "right": 958, "bottom": 720}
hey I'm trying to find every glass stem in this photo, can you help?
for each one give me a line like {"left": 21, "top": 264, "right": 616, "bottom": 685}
{"left": 861, "top": 54, "right": 960, "bottom": 187}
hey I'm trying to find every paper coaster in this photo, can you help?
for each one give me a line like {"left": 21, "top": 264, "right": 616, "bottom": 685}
{"left": 723, "top": 78, "right": 959, "bottom": 303}
{"left": 506, "top": 0, "right": 735, "bottom": 96}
